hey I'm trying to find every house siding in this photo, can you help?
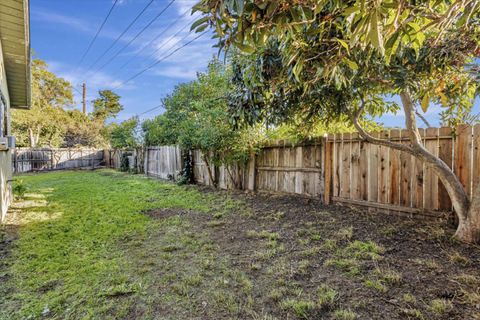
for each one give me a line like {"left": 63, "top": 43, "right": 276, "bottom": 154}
{"left": 0, "top": 38, "right": 13, "bottom": 223}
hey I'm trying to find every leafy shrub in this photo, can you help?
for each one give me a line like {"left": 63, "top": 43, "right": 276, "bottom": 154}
{"left": 13, "top": 179, "right": 27, "bottom": 199}
{"left": 120, "top": 153, "right": 130, "bottom": 172}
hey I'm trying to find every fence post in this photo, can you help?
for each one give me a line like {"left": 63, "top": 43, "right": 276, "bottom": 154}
{"left": 247, "top": 152, "right": 256, "bottom": 191}
{"left": 323, "top": 136, "right": 333, "bottom": 204}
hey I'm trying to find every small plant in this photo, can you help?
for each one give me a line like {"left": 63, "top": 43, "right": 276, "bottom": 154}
{"left": 324, "top": 258, "right": 361, "bottom": 277}
{"left": 333, "top": 308, "right": 357, "bottom": 320}
{"left": 321, "top": 239, "right": 337, "bottom": 251}
{"left": 297, "top": 259, "right": 311, "bottom": 275}
{"left": 373, "top": 268, "right": 401, "bottom": 285}
{"left": 317, "top": 284, "right": 338, "bottom": 309}
{"left": 400, "top": 308, "right": 425, "bottom": 319}
{"left": 344, "top": 240, "right": 384, "bottom": 261}
{"left": 364, "top": 279, "right": 387, "bottom": 293}
{"left": 13, "top": 179, "right": 27, "bottom": 199}
{"left": 280, "top": 299, "right": 316, "bottom": 319}
{"left": 119, "top": 153, "right": 130, "bottom": 172}
{"left": 447, "top": 251, "right": 471, "bottom": 266}
{"left": 336, "top": 227, "right": 353, "bottom": 240}
{"left": 402, "top": 293, "right": 417, "bottom": 304}
{"left": 429, "top": 299, "right": 453, "bottom": 316}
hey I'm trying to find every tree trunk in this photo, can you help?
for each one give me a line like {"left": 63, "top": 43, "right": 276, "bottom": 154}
{"left": 455, "top": 181, "right": 480, "bottom": 243}
{"left": 353, "top": 91, "right": 478, "bottom": 243}
{"left": 28, "top": 128, "right": 37, "bottom": 148}
{"left": 203, "top": 154, "right": 217, "bottom": 188}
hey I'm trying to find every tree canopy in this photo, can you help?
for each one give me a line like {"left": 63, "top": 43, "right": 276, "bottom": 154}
{"left": 12, "top": 58, "right": 124, "bottom": 148}
{"left": 192, "top": 0, "right": 480, "bottom": 242}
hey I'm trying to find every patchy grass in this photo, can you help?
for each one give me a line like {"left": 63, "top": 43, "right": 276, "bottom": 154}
{"left": 1, "top": 169, "right": 479, "bottom": 320}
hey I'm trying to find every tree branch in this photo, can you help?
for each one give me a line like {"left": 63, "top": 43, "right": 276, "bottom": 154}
{"left": 351, "top": 98, "right": 416, "bottom": 156}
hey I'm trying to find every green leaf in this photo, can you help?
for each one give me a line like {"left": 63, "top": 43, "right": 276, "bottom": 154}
{"left": 439, "top": 92, "right": 448, "bottom": 106}
{"left": 343, "top": 5, "right": 360, "bottom": 17}
{"left": 191, "top": 16, "right": 209, "bottom": 32}
{"left": 335, "top": 38, "right": 349, "bottom": 53}
{"left": 235, "top": 42, "right": 256, "bottom": 54}
{"left": 368, "top": 12, "right": 384, "bottom": 55}
{"left": 421, "top": 94, "right": 429, "bottom": 113}
{"left": 344, "top": 58, "right": 358, "bottom": 70}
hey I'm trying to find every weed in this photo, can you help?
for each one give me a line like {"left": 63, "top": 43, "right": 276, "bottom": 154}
{"left": 310, "top": 233, "right": 322, "bottom": 241}
{"left": 364, "top": 279, "right": 387, "bottom": 292}
{"left": 317, "top": 284, "right": 338, "bottom": 309}
{"left": 447, "top": 251, "right": 471, "bottom": 266}
{"left": 13, "top": 179, "right": 27, "bottom": 199}
{"left": 268, "top": 288, "right": 286, "bottom": 301}
{"left": 400, "top": 308, "right": 425, "bottom": 319}
{"left": 402, "top": 293, "right": 417, "bottom": 304}
{"left": 333, "top": 308, "right": 357, "bottom": 320}
{"left": 454, "top": 273, "right": 479, "bottom": 285}
{"left": 413, "top": 258, "right": 440, "bottom": 270}
{"left": 280, "top": 299, "right": 316, "bottom": 319}
{"left": 336, "top": 227, "right": 353, "bottom": 240}
{"left": 380, "top": 226, "right": 397, "bottom": 236}
{"left": 344, "top": 240, "right": 384, "bottom": 260}
{"left": 429, "top": 299, "right": 453, "bottom": 316}
{"left": 297, "top": 260, "right": 311, "bottom": 275}
{"left": 460, "top": 288, "right": 480, "bottom": 306}
{"left": 321, "top": 239, "right": 337, "bottom": 251}
{"left": 300, "top": 246, "right": 321, "bottom": 257}
{"left": 246, "top": 230, "right": 280, "bottom": 241}
{"left": 324, "top": 258, "right": 361, "bottom": 277}
{"left": 373, "top": 268, "right": 401, "bottom": 285}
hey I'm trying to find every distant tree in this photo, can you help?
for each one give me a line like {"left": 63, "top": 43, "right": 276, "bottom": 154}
{"left": 92, "top": 90, "right": 123, "bottom": 121}
{"left": 12, "top": 59, "right": 74, "bottom": 147}
{"left": 109, "top": 117, "right": 141, "bottom": 149}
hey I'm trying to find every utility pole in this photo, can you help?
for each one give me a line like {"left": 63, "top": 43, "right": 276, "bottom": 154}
{"left": 82, "top": 83, "right": 87, "bottom": 114}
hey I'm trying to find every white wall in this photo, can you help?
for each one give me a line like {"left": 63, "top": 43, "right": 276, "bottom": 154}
{"left": 0, "top": 39, "right": 14, "bottom": 222}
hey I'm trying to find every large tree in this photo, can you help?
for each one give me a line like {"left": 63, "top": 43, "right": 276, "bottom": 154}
{"left": 193, "top": 1, "right": 480, "bottom": 242}
{"left": 92, "top": 90, "right": 123, "bottom": 122}
{"left": 12, "top": 59, "right": 74, "bottom": 147}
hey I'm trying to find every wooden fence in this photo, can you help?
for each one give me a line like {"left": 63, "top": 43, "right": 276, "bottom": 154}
{"left": 13, "top": 148, "right": 105, "bottom": 173}
{"left": 144, "top": 146, "right": 182, "bottom": 180}
{"left": 145, "top": 124, "right": 480, "bottom": 219}
{"left": 325, "top": 125, "right": 480, "bottom": 218}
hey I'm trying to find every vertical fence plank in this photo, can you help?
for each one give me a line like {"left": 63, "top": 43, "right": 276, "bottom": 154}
{"left": 368, "top": 132, "right": 379, "bottom": 203}
{"left": 438, "top": 127, "right": 454, "bottom": 211}
{"left": 350, "top": 133, "right": 361, "bottom": 200}
{"left": 455, "top": 124, "right": 472, "bottom": 198}
{"left": 378, "top": 130, "right": 390, "bottom": 204}
{"left": 389, "top": 129, "right": 401, "bottom": 206}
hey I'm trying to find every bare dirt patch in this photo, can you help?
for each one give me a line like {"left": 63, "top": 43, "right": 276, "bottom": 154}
{"left": 143, "top": 187, "right": 480, "bottom": 319}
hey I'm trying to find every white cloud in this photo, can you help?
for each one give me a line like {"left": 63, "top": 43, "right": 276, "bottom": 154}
{"left": 31, "top": 9, "right": 93, "bottom": 33}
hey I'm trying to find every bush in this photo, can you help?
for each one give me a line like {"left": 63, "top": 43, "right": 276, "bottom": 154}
{"left": 13, "top": 180, "right": 27, "bottom": 199}
{"left": 120, "top": 153, "right": 130, "bottom": 172}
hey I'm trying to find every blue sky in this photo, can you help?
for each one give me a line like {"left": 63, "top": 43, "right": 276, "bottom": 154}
{"left": 31, "top": 0, "right": 217, "bottom": 121}
{"left": 31, "top": 0, "right": 478, "bottom": 127}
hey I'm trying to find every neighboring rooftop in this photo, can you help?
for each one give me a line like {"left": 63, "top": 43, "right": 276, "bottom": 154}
{"left": 0, "top": 0, "right": 31, "bottom": 109}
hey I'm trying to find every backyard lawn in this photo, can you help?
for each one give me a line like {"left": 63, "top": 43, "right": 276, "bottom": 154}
{"left": 0, "top": 170, "right": 479, "bottom": 320}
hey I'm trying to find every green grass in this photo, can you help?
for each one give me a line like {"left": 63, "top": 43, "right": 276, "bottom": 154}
{"left": 0, "top": 170, "right": 245, "bottom": 319}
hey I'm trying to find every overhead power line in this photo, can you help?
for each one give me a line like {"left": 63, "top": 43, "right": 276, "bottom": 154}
{"left": 77, "top": 0, "right": 120, "bottom": 67}
{"left": 90, "top": 0, "right": 177, "bottom": 76}
{"left": 115, "top": 8, "right": 192, "bottom": 73}
{"left": 137, "top": 103, "right": 164, "bottom": 116}
{"left": 142, "top": 17, "right": 195, "bottom": 63}
{"left": 83, "top": 0, "right": 156, "bottom": 76}
{"left": 113, "top": 30, "right": 209, "bottom": 90}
